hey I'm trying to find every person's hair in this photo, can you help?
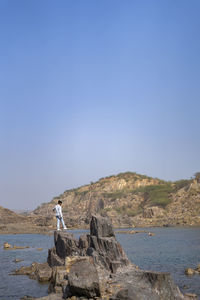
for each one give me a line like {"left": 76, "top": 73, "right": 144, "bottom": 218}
{"left": 58, "top": 200, "right": 62, "bottom": 204}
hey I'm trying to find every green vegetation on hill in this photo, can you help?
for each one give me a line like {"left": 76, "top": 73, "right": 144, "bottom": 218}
{"left": 29, "top": 171, "right": 200, "bottom": 228}
{"left": 134, "top": 183, "right": 173, "bottom": 208}
{"left": 114, "top": 206, "right": 143, "bottom": 217}
{"left": 103, "top": 190, "right": 129, "bottom": 200}
{"left": 173, "top": 179, "right": 191, "bottom": 192}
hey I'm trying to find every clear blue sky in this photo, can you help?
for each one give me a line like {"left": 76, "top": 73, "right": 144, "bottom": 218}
{"left": 0, "top": 0, "right": 200, "bottom": 210}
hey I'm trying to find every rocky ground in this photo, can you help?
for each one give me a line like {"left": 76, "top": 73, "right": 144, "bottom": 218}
{"left": 13, "top": 215, "right": 197, "bottom": 300}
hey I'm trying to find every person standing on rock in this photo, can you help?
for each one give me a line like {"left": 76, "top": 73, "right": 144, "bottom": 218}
{"left": 53, "top": 200, "right": 67, "bottom": 230}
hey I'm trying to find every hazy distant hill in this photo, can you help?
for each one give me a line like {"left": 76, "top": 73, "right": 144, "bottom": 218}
{"left": 32, "top": 172, "right": 200, "bottom": 228}
{"left": 0, "top": 205, "right": 54, "bottom": 234}
{"left": 0, "top": 206, "right": 27, "bottom": 224}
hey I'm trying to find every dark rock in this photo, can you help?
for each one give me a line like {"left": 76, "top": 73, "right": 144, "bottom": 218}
{"left": 13, "top": 258, "right": 23, "bottom": 263}
{"left": 87, "top": 235, "right": 130, "bottom": 272}
{"left": 49, "top": 266, "right": 68, "bottom": 294}
{"left": 48, "top": 247, "right": 65, "bottom": 267}
{"left": 35, "top": 263, "right": 52, "bottom": 282}
{"left": 54, "top": 231, "right": 79, "bottom": 259}
{"left": 48, "top": 215, "right": 129, "bottom": 273}
{"left": 163, "top": 223, "right": 174, "bottom": 227}
{"left": 110, "top": 268, "right": 184, "bottom": 300}
{"left": 66, "top": 257, "right": 100, "bottom": 298}
{"left": 141, "top": 271, "right": 182, "bottom": 299}
{"left": 78, "top": 234, "right": 89, "bottom": 255}
{"left": 90, "top": 215, "right": 115, "bottom": 237}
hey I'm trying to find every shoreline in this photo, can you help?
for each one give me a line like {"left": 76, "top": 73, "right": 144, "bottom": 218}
{"left": 1, "top": 224, "right": 200, "bottom": 235}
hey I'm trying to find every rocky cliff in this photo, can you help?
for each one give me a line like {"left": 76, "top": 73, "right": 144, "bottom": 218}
{"left": 32, "top": 172, "right": 200, "bottom": 228}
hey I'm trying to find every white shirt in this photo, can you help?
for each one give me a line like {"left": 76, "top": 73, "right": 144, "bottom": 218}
{"left": 53, "top": 204, "right": 63, "bottom": 218}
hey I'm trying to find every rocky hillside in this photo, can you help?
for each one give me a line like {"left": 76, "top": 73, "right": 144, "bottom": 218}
{"left": 0, "top": 206, "right": 27, "bottom": 224}
{"left": 0, "top": 205, "right": 55, "bottom": 234}
{"left": 32, "top": 172, "right": 200, "bottom": 228}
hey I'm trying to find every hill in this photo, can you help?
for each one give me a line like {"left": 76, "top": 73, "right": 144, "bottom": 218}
{"left": 32, "top": 172, "right": 200, "bottom": 228}
{"left": 0, "top": 206, "right": 27, "bottom": 224}
{"left": 0, "top": 205, "right": 54, "bottom": 234}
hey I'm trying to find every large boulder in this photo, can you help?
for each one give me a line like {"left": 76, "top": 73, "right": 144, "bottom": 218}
{"left": 67, "top": 257, "right": 100, "bottom": 298}
{"left": 48, "top": 247, "right": 65, "bottom": 267}
{"left": 35, "top": 263, "right": 52, "bottom": 282}
{"left": 54, "top": 231, "right": 79, "bottom": 259}
{"left": 109, "top": 269, "right": 185, "bottom": 300}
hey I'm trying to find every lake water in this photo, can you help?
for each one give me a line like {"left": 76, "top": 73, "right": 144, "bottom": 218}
{"left": 0, "top": 227, "right": 200, "bottom": 300}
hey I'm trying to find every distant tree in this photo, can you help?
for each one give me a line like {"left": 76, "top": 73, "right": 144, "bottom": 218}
{"left": 194, "top": 172, "right": 200, "bottom": 183}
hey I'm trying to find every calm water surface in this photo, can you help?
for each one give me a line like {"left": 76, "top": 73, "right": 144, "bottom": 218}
{"left": 0, "top": 227, "right": 199, "bottom": 299}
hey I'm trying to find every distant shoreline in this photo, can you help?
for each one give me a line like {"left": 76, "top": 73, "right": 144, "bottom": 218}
{"left": 1, "top": 223, "right": 200, "bottom": 235}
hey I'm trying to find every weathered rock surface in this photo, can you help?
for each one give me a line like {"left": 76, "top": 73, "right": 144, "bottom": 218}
{"left": 185, "top": 264, "right": 200, "bottom": 276}
{"left": 90, "top": 215, "right": 114, "bottom": 237}
{"left": 32, "top": 172, "right": 200, "bottom": 229}
{"left": 4, "top": 242, "right": 29, "bottom": 250}
{"left": 45, "top": 215, "right": 188, "bottom": 299}
{"left": 12, "top": 262, "right": 52, "bottom": 282}
{"left": 67, "top": 257, "right": 100, "bottom": 298}
{"left": 48, "top": 215, "right": 130, "bottom": 274}
{"left": 4, "top": 242, "right": 11, "bottom": 249}
{"left": 143, "top": 206, "right": 164, "bottom": 218}
{"left": 109, "top": 269, "right": 185, "bottom": 300}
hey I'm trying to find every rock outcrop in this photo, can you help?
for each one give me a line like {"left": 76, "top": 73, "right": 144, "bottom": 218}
{"left": 48, "top": 215, "right": 130, "bottom": 274}
{"left": 32, "top": 172, "right": 200, "bottom": 229}
{"left": 185, "top": 264, "right": 200, "bottom": 276}
{"left": 1, "top": 172, "right": 200, "bottom": 234}
{"left": 12, "top": 262, "right": 52, "bottom": 282}
{"left": 42, "top": 215, "right": 187, "bottom": 299}
{"left": 143, "top": 206, "right": 164, "bottom": 218}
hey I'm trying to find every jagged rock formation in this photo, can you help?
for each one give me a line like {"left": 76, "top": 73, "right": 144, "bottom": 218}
{"left": 32, "top": 172, "right": 200, "bottom": 228}
{"left": 38, "top": 215, "right": 188, "bottom": 299}
{"left": 48, "top": 215, "right": 130, "bottom": 274}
